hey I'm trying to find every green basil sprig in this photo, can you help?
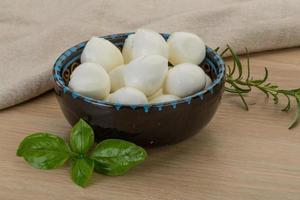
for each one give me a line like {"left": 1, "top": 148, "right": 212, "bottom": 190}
{"left": 17, "top": 119, "right": 147, "bottom": 187}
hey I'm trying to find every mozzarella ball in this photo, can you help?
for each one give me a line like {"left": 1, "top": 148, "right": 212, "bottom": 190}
{"left": 109, "top": 65, "right": 126, "bottom": 92}
{"left": 133, "top": 29, "right": 168, "bottom": 60}
{"left": 69, "top": 63, "right": 110, "bottom": 99}
{"left": 122, "top": 34, "right": 135, "bottom": 64}
{"left": 164, "top": 63, "right": 206, "bottom": 97}
{"left": 108, "top": 87, "right": 148, "bottom": 105}
{"left": 150, "top": 94, "right": 180, "bottom": 104}
{"left": 148, "top": 88, "right": 163, "bottom": 101}
{"left": 123, "top": 55, "right": 168, "bottom": 96}
{"left": 81, "top": 37, "right": 124, "bottom": 72}
{"left": 205, "top": 74, "right": 212, "bottom": 89}
{"left": 167, "top": 32, "right": 206, "bottom": 65}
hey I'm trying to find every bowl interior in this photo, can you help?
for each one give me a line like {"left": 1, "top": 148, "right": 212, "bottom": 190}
{"left": 53, "top": 33, "right": 225, "bottom": 110}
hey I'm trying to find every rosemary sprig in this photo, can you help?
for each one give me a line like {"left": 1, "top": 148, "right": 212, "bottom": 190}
{"left": 217, "top": 45, "right": 300, "bottom": 129}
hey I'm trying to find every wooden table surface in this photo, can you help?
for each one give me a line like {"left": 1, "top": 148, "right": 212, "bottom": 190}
{"left": 1, "top": 48, "right": 300, "bottom": 200}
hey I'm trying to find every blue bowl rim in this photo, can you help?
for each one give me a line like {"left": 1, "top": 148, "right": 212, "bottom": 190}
{"left": 52, "top": 32, "right": 225, "bottom": 112}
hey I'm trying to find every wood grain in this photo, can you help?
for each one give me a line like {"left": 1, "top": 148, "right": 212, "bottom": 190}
{"left": 0, "top": 48, "right": 300, "bottom": 200}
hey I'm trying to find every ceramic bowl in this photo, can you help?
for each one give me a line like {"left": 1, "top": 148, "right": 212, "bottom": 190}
{"left": 53, "top": 33, "right": 225, "bottom": 146}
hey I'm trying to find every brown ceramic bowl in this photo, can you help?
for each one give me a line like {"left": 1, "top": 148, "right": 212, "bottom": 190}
{"left": 53, "top": 33, "right": 225, "bottom": 146}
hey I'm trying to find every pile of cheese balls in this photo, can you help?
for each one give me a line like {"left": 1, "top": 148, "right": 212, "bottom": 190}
{"left": 69, "top": 29, "right": 212, "bottom": 105}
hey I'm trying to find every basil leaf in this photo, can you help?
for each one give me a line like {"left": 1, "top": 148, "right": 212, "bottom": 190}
{"left": 70, "top": 119, "right": 94, "bottom": 153}
{"left": 71, "top": 157, "right": 94, "bottom": 187}
{"left": 17, "top": 133, "right": 70, "bottom": 169}
{"left": 91, "top": 139, "right": 147, "bottom": 176}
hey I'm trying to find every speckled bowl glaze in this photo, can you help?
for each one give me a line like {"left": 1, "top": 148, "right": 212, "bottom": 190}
{"left": 53, "top": 32, "right": 225, "bottom": 146}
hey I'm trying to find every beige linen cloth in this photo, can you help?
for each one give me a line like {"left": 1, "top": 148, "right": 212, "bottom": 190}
{"left": 1, "top": 0, "right": 300, "bottom": 110}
